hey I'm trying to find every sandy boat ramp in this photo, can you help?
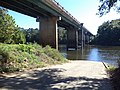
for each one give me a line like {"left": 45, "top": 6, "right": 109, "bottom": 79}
{"left": 0, "top": 60, "right": 113, "bottom": 90}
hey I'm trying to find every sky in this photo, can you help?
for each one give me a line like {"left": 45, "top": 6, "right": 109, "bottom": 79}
{"left": 8, "top": 0, "right": 120, "bottom": 35}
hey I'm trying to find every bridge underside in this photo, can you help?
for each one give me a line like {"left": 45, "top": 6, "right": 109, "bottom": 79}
{"left": 0, "top": 0, "right": 55, "bottom": 18}
{"left": 0, "top": 0, "right": 93, "bottom": 50}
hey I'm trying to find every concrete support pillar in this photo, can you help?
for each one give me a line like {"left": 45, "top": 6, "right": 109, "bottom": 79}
{"left": 86, "top": 35, "right": 90, "bottom": 44}
{"left": 81, "top": 27, "right": 84, "bottom": 48}
{"left": 83, "top": 34, "right": 85, "bottom": 46}
{"left": 89, "top": 35, "right": 94, "bottom": 43}
{"left": 78, "top": 30, "right": 82, "bottom": 45}
{"left": 38, "top": 17, "right": 59, "bottom": 50}
{"left": 67, "top": 28, "right": 78, "bottom": 50}
{"left": 76, "top": 30, "right": 78, "bottom": 49}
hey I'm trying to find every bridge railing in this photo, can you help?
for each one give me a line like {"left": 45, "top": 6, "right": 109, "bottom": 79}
{"left": 51, "top": 0, "right": 80, "bottom": 25}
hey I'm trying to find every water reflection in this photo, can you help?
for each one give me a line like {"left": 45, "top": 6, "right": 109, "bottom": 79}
{"left": 59, "top": 45, "right": 120, "bottom": 66}
{"left": 87, "top": 48, "right": 101, "bottom": 61}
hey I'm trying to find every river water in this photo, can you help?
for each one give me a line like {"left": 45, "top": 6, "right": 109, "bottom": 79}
{"left": 59, "top": 45, "right": 120, "bottom": 67}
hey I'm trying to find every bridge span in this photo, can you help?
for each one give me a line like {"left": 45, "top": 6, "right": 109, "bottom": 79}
{"left": 0, "top": 0, "right": 93, "bottom": 50}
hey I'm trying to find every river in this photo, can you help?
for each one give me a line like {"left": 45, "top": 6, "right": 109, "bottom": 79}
{"left": 59, "top": 45, "right": 120, "bottom": 67}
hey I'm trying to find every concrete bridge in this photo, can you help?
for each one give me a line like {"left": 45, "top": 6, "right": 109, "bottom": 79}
{"left": 0, "top": 0, "right": 93, "bottom": 50}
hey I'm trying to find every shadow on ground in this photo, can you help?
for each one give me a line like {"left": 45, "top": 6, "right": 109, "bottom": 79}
{"left": 0, "top": 68, "right": 112, "bottom": 90}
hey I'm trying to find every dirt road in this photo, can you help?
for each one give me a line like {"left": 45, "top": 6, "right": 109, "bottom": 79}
{"left": 0, "top": 61, "right": 113, "bottom": 90}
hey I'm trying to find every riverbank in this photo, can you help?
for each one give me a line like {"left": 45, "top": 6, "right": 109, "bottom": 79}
{"left": 0, "top": 60, "right": 113, "bottom": 90}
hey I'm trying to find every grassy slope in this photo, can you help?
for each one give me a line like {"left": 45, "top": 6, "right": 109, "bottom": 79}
{"left": 0, "top": 43, "right": 68, "bottom": 73}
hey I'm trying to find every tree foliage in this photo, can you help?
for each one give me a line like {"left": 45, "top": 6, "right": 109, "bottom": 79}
{"left": 22, "top": 28, "right": 39, "bottom": 43}
{"left": 58, "top": 27, "right": 67, "bottom": 44}
{"left": 0, "top": 7, "right": 25, "bottom": 44}
{"left": 97, "top": 0, "right": 120, "bottom": 16}
{"left": 22, "top": 27, "right": 67, "bottom": 44}
{"left": 92, "top": 19, "right": 120, "bottom": 45}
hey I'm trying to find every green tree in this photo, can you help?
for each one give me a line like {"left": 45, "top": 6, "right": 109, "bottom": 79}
{"left": 0, "top": 7, "right": 25, "bottom": 44}
{"left": 93, "top": 19, "right": 120, "bottom": 45}
{"left": 97, "top": 0, "right": 119, "bottom": 16}
{"left": 23, "top": 28, "right": 39, "bottom": 43}
{"left": 58, "top": 27, "right": 67, "bottom": 44}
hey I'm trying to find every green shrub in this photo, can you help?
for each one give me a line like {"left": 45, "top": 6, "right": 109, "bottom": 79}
{"left": 0, "top": 43, "right": 67, "bottom": 73}
{"left": 43, "top": 45, "right": 67, "bottom": 62}
{"left": 106, "top": 65, "right": 116, "bottom": 76}
{"left": 107, "top": 65, "right": 116, "bottom": 72}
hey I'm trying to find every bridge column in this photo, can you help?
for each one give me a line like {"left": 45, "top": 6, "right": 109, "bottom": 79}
{"left": 78, "top": 30, "right": 82, "bottom": 45}
{"left": 67, "top": 28, "right": 78, "bottom": 50}
{"left": 38, "top": 17, "right": 59, "bottom": 50}
{"left": 83, "top": 34, "right": 86, "bottom": 46}
{"left": 85, "top": 34, "right": 90, "bottom": 44}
